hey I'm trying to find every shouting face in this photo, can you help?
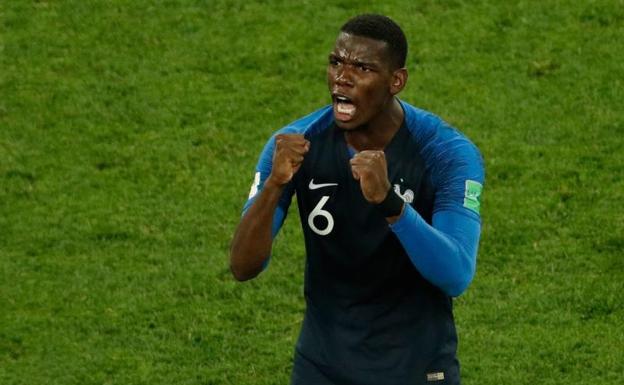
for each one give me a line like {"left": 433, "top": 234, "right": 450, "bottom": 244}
{"left": 327, "top": 32, "right": 406, "bottom": 130}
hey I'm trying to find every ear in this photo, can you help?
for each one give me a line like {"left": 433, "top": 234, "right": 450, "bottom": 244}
{"left": 390, "top": 68, "right": 408, "bottom": 95}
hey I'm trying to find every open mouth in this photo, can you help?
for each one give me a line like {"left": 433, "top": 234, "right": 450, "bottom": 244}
{"left": 332, "top": 94, "right": 356, "bottom": 122}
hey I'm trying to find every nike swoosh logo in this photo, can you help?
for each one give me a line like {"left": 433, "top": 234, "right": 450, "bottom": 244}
{"left": 308, "top": 179, "right": 338, "bottom": 190}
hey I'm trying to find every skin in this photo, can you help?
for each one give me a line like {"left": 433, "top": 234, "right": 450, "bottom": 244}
{"left": 230, "top": 134, "right": 309, "bottom": 281}
{"left": 230, "top": 32, "right": 407, "bottom": 281}
{"left": 328, "top": 32, "right": 407, "bottom": 206}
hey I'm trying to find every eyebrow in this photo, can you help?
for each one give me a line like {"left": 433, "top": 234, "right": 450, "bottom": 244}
{"left": 354, "top": 59, "right": 377, "bottom": 67}
{"left": 328, "top": 53, "right": 379, "bottom": 68}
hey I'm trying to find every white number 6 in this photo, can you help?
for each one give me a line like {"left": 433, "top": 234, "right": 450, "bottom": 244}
{"left": 307, "top": 196, "right": 334, "bottom": 236}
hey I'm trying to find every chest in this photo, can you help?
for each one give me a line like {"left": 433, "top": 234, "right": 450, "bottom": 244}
{"left": 293, "top": 126, "right": 426, "bottom": 239}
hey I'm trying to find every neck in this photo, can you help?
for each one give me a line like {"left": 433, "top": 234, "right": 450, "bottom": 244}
{"left": 344, "top": 97, "right": 404, "bottom": 151}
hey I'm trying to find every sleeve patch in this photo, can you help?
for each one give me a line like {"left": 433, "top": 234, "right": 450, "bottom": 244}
{"left": 463, "top": 180, "right": 483, "bottom": 214}
{"left": 248, "top": 172, "right": 261, "bottom": 199}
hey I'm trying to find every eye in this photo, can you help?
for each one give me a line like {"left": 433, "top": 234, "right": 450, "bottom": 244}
{"left": 328, "top": 56, "right": 340, "bottom": 66}
{"left": 357, "top": 64, "right": 371, "bottom": 72}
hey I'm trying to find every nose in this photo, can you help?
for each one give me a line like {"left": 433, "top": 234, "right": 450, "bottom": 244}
{"left": 334, "top": 65, "right": 354, "bottom": 87}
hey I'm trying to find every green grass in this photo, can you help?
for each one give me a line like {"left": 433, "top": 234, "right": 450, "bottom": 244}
{"left": 1, "top": 1, "right": 623, "bottom": 384}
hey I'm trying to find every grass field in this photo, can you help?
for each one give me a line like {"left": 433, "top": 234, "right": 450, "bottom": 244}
{"left": 1, "top": 1, "right": 623, "bottom": 384}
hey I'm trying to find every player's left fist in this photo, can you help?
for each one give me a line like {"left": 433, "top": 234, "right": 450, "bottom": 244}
{"left": 349, "top": 150, "right": 391, "bottom": 204}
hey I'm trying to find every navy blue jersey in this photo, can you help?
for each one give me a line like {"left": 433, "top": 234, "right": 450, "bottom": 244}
{"left": 244, "top": 101, "right": 484, "bottom": 384}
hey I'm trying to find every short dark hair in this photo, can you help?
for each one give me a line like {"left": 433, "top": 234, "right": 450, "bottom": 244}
{"left": 340, "top": 14, "right": 407, "bottom": 69}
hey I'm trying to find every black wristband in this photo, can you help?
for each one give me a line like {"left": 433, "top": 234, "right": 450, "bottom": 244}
{"left": 376, "top": 187, "right": 404, "bottom": 217}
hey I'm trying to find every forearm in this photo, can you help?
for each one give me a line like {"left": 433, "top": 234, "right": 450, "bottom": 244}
{"left": 390, "top": 205, "right": 480, "bottom": 296}
{"left": 230, "top": 179, "right": 285, "bottom": 281}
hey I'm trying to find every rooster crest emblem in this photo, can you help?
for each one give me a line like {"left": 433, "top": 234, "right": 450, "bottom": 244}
{"left": 393, "top": 183, "right": 414, "bottom": 204}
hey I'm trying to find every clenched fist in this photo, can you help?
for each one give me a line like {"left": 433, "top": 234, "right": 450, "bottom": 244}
{"left": 350, "top": 150, "right": 391, "bottom": 204}
{"left": 267, "top": 134, "right": 310, "bottom": 186}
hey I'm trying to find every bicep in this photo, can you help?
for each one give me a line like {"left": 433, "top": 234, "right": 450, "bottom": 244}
{"left": 431, "top": 140, "right": 485, "bottom": 221}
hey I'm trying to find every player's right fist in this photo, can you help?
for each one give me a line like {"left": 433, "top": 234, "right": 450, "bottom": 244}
{"left": 267, "top": 134, "right": 310, "bottom": 186}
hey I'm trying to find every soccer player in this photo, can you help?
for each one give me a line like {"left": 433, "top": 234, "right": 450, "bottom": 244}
{"left": 230, "top": 14, "right": 484, "bottom": 385}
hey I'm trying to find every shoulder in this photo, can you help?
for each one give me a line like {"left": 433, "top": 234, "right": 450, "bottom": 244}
{"left": 400, "top": 100, "right": 484, "bottom": 182}
{"left": 271, "top": 105, "right": 334, "bottom": 138}
{"left": 254, "top": 105, "right": 334, "bottom": 171}
{"left": 400, "top": 101, "right": 485, "bottom": 218}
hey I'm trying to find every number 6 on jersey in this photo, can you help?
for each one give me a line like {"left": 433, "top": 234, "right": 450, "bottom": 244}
{"left": 307, "top": 196, "right": 334, "bottom": 236}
